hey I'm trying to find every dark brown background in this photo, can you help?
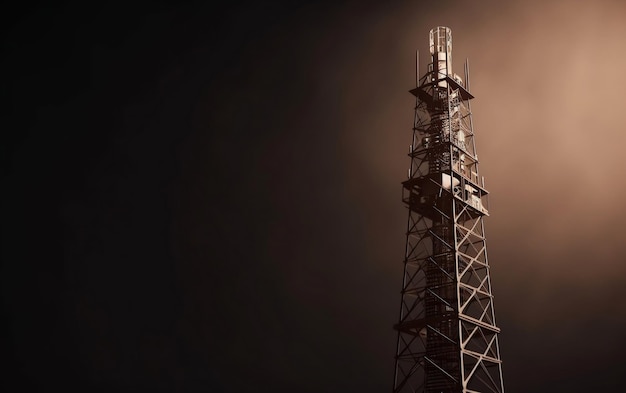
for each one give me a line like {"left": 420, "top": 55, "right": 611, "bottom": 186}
{"left": 3, "top": 0, "right": 625, "bottom": 391}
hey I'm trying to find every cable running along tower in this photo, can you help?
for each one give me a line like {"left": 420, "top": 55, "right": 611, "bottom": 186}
{"left": 392, "top": 27, "right": 505, "bottom": 393}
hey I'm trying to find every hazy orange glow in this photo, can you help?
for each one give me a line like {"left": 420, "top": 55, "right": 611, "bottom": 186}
{"left": 304, "top": 0, "right": 626, "bottom": 345}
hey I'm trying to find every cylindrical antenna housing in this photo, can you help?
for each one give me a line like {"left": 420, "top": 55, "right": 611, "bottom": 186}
{"left": 429, "top": 26, "right": 452, "bottom": 85}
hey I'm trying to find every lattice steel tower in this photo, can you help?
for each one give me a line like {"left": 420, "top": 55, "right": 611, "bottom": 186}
{"left": 392, "top": 27, "right": 505, "bottom": 393}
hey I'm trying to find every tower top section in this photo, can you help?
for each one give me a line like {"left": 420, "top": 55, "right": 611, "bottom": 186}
{"left": 427, "top": 26, "right": 455, "bottom": 85}
{"left": 429, "top": 26, "right": 452, "bottom": 56}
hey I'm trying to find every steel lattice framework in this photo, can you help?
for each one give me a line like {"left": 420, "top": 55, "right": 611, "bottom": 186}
{"left": 392, "top": 27, "right": 505, "bottom": 393}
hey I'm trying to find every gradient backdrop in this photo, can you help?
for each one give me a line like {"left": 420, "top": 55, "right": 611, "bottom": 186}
{"left": 3, "top": 0, "right": 626, "bottom": 391}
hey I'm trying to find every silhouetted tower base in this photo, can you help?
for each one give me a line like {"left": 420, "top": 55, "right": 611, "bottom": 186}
{"left": 392, "top": 27, "right": 505, "bottom": 393}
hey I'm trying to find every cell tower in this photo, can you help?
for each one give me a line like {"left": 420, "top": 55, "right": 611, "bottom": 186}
{"left": 391, "top": 27, "right": 505, "bottom": 393}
